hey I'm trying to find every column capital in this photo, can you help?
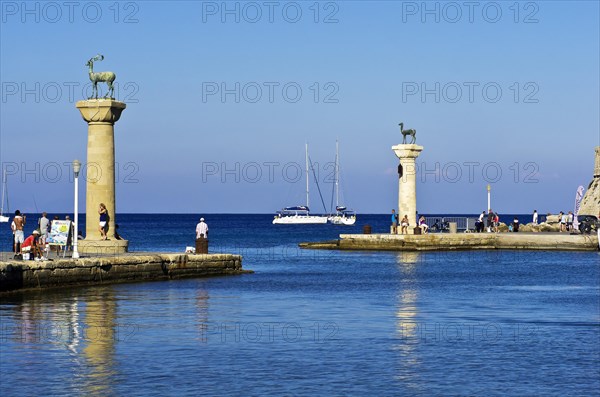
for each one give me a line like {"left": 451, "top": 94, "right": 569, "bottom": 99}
{"left": 392, "top": 144, "right": 424, "bottom": 159}
{"left": 76, "top": 99, "right": 126, "bottom": 124}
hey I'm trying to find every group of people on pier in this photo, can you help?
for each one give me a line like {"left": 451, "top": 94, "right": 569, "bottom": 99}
{"left": 390, "top": 210, "right": 428, "bottom": 234}
{"left": 8, "top": 203, "right": 114, "bottom": 260}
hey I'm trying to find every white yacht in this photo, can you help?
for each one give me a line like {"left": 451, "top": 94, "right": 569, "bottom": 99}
{"left": 273, "top": 143, "right": 328, "bottom": 225}
{"left": 273, "top": 206, "right": 328, "bottom": 224}
{"left": 327, "top": 141, "right": 356, "bottom": 225}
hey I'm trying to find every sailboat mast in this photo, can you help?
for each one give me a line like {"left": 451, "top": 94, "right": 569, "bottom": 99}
{"left": 305, "top": 142, "right": 310, "bottom": 208}
{"left": 0, "top": 171, "right": 4, "bottom": 215}
{"left": 335, "top": 140, "right": 339, "bottom": 208}
{"left": 0, "top": 170, "right": 6, "bottom": 215}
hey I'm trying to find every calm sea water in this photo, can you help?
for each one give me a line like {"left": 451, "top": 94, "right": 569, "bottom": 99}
{"left": 1, "top": 214, "right": 599, "bottom": 396}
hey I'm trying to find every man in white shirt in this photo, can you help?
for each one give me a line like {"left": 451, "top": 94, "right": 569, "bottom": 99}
{"left": 39, "top": 212, "right": 50, "bottom": 244}
{"left": 477, "top": 211, "right": 485, "bottom": 232}
{"left": 196, "top": 217, "right": 208, "bottom": 239}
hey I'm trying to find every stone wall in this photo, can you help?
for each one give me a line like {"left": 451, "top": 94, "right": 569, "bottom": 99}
{"left": 0, "top": 253, "right": 246, "bottom": 293}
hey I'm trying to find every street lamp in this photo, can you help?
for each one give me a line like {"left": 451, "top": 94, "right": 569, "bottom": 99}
{"left": 72, "top": 159, "right": 81, "bottom": 259}
{"left": 487, "top": 184, "right": 491, "bottom": 212}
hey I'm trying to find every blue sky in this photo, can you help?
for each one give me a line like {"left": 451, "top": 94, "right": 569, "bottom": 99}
{"left": 1, "top": 0, "right": 598, "bottom": 214}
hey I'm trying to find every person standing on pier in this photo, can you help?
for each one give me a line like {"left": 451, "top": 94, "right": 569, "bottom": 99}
{"left": 10, "top": 219, "right": 16, "bottom": 253}
{"left": 533, "top": 210, "right": 538, "bottom": 225}
{"left": 38, "top": 212, "right": 49, "bottom": 244}
{"left": 477, "top": 211, "right": 485, "bottom": 232}
{"left": 567, "top": 211, "right": 574, "bottom": 232}
{"left": 12, "top": 210, "right": 25, "bottom": 259}
{"left": 559, "top": 211, "right": 566, "bottom": 232}
{"left": 487, "top": 210, "right": 494, "bottom": 233}
{"left": 98, "top": 203, "right": 108, "bottom": 240}
{"left": 196, "top": 217, "right": 209, "bottom": 239}
{"left": 493, "top": 212, "right": 500, "bottom": 233}
{"left": 391, "top": 210, "right": 398, "bottom": 234}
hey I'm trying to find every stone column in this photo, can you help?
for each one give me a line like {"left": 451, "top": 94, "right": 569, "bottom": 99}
{"left": 76, "top": 99, "right": 128, "bottom": 254}
{"left": 392, "top": 144, "right": 424, "bottom": 234}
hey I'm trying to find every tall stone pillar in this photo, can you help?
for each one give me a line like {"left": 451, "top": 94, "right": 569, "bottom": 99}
{"left": 392, "top": 144, "right": 424, "bottom": 234}
{"left": 76, "top": 99, "right": 128, "bottom": 254}
{"left": 579, "top": 146, "right": 600, "bottom": 216}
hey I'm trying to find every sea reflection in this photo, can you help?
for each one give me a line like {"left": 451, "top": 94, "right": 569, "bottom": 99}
{"left": 2, "top": 288, "right": 118, "bottom": 396}
{"left": 196, "top": 288, "right": 209, "bottom": 342}
{"left": 394, "top": 251, "right": 422, "bottom": 392}
{"left": 81, "top": 289, "right": 117, "bottom": 396}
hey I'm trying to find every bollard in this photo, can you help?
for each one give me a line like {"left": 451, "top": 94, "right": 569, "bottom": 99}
{"left": 413, "top": 226, "right": 421, "bottom": 235}
{"left": 449, "top": 222, "right": 458, "bottom": 234}
{"left": 363, "top": 225, "right": 372, "bottom": 235}
{"left": 195, "top": 237, "right": 209, "bottom": 254}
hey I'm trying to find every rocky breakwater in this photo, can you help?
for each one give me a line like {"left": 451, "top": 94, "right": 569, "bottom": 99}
{"left": 0, "top": 253, "right": 248, "bottom": 293}
{"left": 516, "top": 215, "right": 561, "bottom": 233}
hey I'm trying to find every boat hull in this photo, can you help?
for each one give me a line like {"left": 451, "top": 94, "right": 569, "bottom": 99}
{"left": 0, "top": 215, "right": 9, "bottom": 223}
{"left": 328, "top": 216, "right": 356, "bottom": 225}
{"left": 273, "top": 216, "right": 328, "bottom": 225}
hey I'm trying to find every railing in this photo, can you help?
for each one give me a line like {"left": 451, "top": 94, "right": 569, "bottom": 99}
{"left": 423, "top": 217, "right": 479, "bottom": 232}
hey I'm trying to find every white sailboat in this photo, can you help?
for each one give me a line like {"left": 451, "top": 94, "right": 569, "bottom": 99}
{"left": 273, "top": 143, "right": 328, "bottom": 225}
{"left": 328, "top": 140, "right": 356, "bottom": 225}
{"left": 0, "top": 170, "right": 9, "bottom": 223}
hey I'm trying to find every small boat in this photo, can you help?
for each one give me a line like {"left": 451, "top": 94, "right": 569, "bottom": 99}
{"left": 0, "top": 170, "right": 9, "bottom": 223}
{"left": 327, "top": 140, "right": 356, "bottom": 225}
{"left": 273, "top": 144, "right": 328, "bottom": 225}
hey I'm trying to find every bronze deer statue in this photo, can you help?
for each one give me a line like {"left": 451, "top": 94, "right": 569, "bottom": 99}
{"left": 399, "top": 122, "right": 416, "bottom": 144}
{"left": 86, "top": 55, "right": 116, "bottom": 99}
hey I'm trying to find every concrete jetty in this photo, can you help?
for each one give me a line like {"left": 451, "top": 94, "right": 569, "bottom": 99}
{"left": 0, "top": 253, "right": 248, "bottom": 293}
{"left": 300, "top": 232, "right": 599, "bottom": 252}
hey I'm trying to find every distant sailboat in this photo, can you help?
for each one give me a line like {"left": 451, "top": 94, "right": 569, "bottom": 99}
{"left": 273, "top": 143, "right": 328, "bottom": 225}
{"left": 0, "top": 170, "right": 9, "bottom": 223}
{"left": 328, "top": 140, "right": 356, "bottom": 225}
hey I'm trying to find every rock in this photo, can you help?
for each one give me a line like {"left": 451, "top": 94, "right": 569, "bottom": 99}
{"left": 520, "top": 223, "right": 538, "bottom": 233}
{"left": 539, "top": 222, "right": 559, "bottom": 232}
{"left": 546, "top": 215, "right": 560, "bottom": 224}
{"left": 579, "top": 147, "right": 600, "bottom": 216}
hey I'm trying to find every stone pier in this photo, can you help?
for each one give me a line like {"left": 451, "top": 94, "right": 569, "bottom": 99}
{"left": 0, "top": 253, "right": 249, "bottom": 293}
{"left": 392, "top": 144, "right": 424, "bottom": 234}
{"left": 299, "top": 233, "right": 599, "bottom": 251}
{"left": 76, "top": 99, "right": 128, "bottom": 254}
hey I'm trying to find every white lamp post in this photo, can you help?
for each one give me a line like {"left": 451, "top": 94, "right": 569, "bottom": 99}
{"left": 72, "top": 159, "right": 81, "bottom": 259}
{"left": 487, "top": 184, "right": 491, "bottom": 212}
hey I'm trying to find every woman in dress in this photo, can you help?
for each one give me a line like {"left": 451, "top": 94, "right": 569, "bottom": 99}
{"left": 98, "top": 203, "right": 108, "bottom": 240}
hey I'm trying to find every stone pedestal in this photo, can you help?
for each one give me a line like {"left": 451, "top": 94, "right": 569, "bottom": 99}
{"left": 579, "top": 146, "right": 600, "bottom": 216}
{"left": 392, "top": 144, "right": 424, "bottom": 234}
{"left": 76, "top": 99, "right": 128, "bottom": 254}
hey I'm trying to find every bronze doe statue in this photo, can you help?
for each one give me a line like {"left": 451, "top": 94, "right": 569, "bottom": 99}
{"left": 86, "top": 54, "right": 116, "bottom": 99}
{"left": 399, "top": 122, "right": 416, "bottom": 144}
